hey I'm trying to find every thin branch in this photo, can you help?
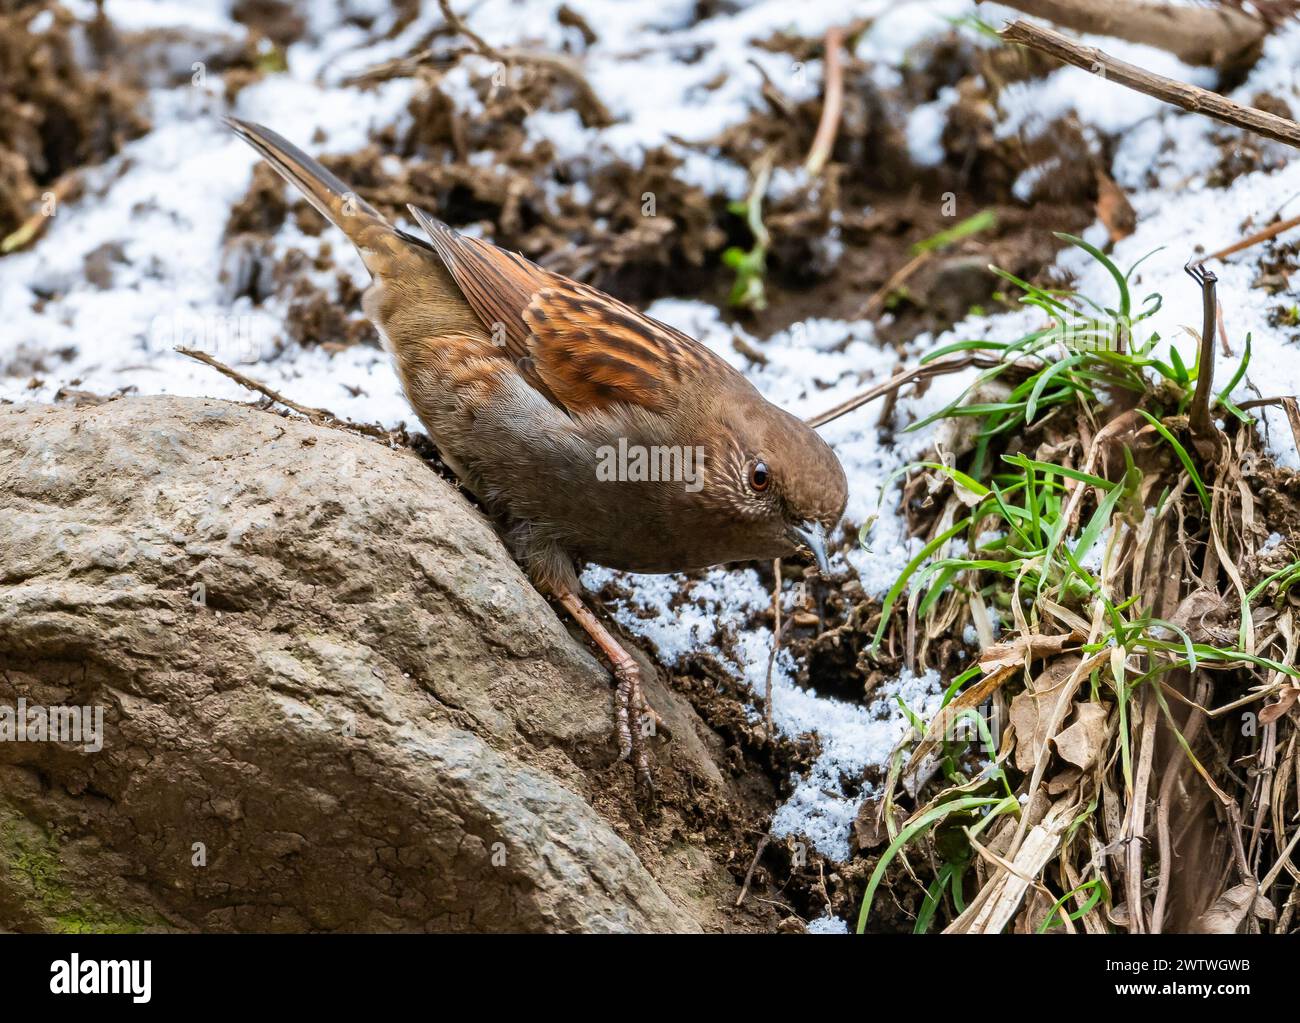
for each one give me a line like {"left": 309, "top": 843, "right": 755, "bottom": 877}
{"left": 436, "top": 0, "right": 503, "bottom": 61}
{"left": 748, "top": 58, "right": 795, "bottom": 118}
{"left": 1, "top": 172, "right": 79, "bottom": 254}
{"left": 499, "top": 48, "right": 614, "bottom": 127}
{"left": 805, "top": 351, "right": 1005, "bottom": 429}
{"left": 176, "top": 347, "right": 390, "bottom": 440}
{"left": 993, "top": 0, "right": 1267, "bottom": 66}
{"left": 804, "top": 27, "right": 845, "bottom": 177}
{"left": 1237, "top": 395, "right": 1298, "bottom": 410}
{"left": 1184, "top": 262, "right": 1223, "bottom": 456}
{"left": 764, "top": 558, "right": 783, "bottom": 738}
{"left": 735, "top": 835, "right": 771, "bottom": 907}
{"left": 1208, "top": 210, "right": 1300, "bottom": 260}
{"left": 855, "top": 250, "right": 932, "bottom": 321}
{"left": 1001, "top": 20, "right": 1300, "bottom": 149}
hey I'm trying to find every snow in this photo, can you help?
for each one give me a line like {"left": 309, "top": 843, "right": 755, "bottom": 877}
{"left": 582, "top": 559, "right": 944, "bottom": 861}
{"left": 1261, "top": 531, "right": 1286, "bottom": 554}
{"left": 908, "top": 87, "right": 958, "bottom": 168}
{"left": 4, "top": 1, "right": 1300, "bottom": 871}
{"left": 806, "top": 912, "right": 849, "bottom": 934}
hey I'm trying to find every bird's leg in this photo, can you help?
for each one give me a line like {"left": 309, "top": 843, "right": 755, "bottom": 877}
{"left": 554, "top": 588, "right": 664, "bottom": 788}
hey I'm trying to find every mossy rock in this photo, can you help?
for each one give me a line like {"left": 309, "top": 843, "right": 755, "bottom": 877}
{"left": 0, "top": 802, "right": 165, "bottom": 934}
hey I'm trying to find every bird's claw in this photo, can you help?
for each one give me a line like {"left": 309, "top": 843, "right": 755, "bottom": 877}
{"left": 613, "top": 661, "right": 658, "bottom": 793}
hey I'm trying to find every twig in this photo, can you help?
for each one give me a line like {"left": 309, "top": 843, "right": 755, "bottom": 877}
{"left": 1208, "top": 210, "right": 1300, "bottom": 261}
{"left": 1184, "top": 262, "right": 1223, "bottom": 456}
{"left": 855, "top": 250, "right": 932, "bottom": 320}
{"left": 992, "top": 0, "right": 1267, "bottom": 67}
{"left": 736, "top": 834, "right": 771, "bottom": 907}
{"left": 1283, "top": 396, "right": 1300, "bottom": 455}
{"left": 764, "top": 559, "right": 783, "bottom": 737}
{"left": 176, "top": 347, "right": 390, "bottom": 441}
{"left": 1238, "top": 396, "right": 1299, "bottom": 410}
{"left": 1, "top": 172, "right": 79, "bottom": 254}
{"left": 1001, "top": 20, "right": 1300, "bottom": 150}
{"left": 747, "top": 58, "right": 795, "bottom": 118}
{"left": 436, "top": 0, "right": 503, "bottom": 61}
{"left": 342, "top": 47, "right": 450, "bottom": 86}
{"left": 805, "top": 351, "right": 1006, "bottom": 429}
{"left": 804, "top": 27, "right": 845, "bottom": 177}
{"left": 499, "top": 48, "right": 614, "bottom": 127}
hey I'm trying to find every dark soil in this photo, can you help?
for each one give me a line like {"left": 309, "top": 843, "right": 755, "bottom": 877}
{"left": 0, "top": 5, "right": 149, "bottom": 240}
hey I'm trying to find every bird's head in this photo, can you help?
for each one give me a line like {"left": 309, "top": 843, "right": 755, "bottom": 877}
{"left": 695, "top": 392, "right": 849, "bottom": 572}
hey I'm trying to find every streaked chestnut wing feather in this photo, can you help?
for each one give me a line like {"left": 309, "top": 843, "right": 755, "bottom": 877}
{"left": 417, "top": 219, "right": 542, "bottom": 356}
{"left": 409, "top": 208, "right": 723, "bottom": 417}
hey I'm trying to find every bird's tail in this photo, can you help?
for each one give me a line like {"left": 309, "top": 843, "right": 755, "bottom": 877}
{"left": 223, "top": 116, "right": 487, "bottom": 334}
{"left": 223, "top": 116, "right": 430, "bottom": 268}
{"left": 223, "top": 115, "right": 496, "bottom": 438}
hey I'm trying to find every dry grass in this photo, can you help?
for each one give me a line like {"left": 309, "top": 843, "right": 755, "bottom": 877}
{"left": 858, "top": 238, "right": 1300, "bottom": 934}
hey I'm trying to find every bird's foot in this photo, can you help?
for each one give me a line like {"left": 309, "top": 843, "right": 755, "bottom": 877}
{"left": 613, "top": 660, "right": 665, "bottom": 794}
{"left": 549, "top": 586, "right": 667, "bottom": 798}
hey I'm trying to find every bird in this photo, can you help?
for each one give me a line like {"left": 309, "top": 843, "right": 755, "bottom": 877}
{"left": 223, "top": 117, "right": 848, "bottom": 790}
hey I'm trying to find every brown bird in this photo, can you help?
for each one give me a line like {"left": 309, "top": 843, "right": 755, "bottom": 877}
{"left": 224, "top": 118, "right": 848, "bottom": 788}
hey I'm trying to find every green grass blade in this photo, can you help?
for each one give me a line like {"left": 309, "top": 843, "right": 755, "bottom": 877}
{"left": 1136, "top": 410, "right": 1211, "bottom": 511}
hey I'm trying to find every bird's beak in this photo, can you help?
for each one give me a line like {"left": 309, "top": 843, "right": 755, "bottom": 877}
{"left": 789, "top": 520, "right": 831, "bottom": 575}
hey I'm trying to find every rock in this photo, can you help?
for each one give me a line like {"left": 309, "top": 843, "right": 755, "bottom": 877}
{"left": 0, "top": 396, "right": 715, "bottom": 933}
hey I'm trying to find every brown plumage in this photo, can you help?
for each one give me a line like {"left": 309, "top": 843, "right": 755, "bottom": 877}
{"left": 225, "top": 118, "right": 848, "bottom": 788}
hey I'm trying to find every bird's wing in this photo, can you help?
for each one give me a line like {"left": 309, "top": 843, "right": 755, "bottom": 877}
{"left": 407, "top": 207, "right": 721, "bottom": 417}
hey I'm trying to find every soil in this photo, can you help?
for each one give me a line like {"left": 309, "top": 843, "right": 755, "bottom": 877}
{"left": 0, "top": 5, "right": 148, "bottom": 239}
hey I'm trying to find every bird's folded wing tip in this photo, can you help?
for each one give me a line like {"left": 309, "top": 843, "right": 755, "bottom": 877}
{"left": 407, "top": 205, "right": 451, "bottom": 235}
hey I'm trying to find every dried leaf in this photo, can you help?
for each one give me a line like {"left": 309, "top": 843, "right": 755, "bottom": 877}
{"left": 979, "top": 631, "right": 1076, "bottom": 672}
{"left": 1096, "top": 169, "right": 1135, "bottom": 243}
{"left": 1015, "top": 888, "right": 1057, "bottom": 933}
{"left": 1168, "top": 588, "right": 1222, "bottom": 639}
{"left": 1045, "top": 765, "right": 1083, "bottom": 796}
{"left": 1259, "top": 684, "right": 1299, "bottom": 725}
{"left": 1009, "top": 688, "right": 1054, "bottom": 774}
{"left": 1009, "top": 654, "right": 1082, "bottom": 773}
{"left": 851, "top": 796, "right": 892, "bottom": 852}
{"left": 1053, "top": 702, "right": 1109, "bottom": 771}
{"left": 1193, "top": 883, "right": 1272, "bottom": 933}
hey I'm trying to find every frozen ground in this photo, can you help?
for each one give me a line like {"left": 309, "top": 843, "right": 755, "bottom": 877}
{"left": 4, "top": 0, "right": 1299, "bottom": 865}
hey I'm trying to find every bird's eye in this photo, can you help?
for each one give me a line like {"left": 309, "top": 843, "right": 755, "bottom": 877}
{"left": 749, "top": 460, "right": 770, "bottom": 492}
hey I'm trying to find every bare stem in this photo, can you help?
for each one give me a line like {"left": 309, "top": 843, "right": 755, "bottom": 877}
{"left": 804, "top": 27, "right": 845, "bottom": 177}
{"left": 1208, "top": 210, "right": 1300, "bottom": 261}
{"left": 1184, "top": 262, "right": 1222, "bottom": 453}
{"left": 1001, "top": 20, "right": 1300, "bottom": 149}
{"left": 805, "top": 351, "right": 1006, "bottom": 429}
{"left": 176, "top": 347, "right": 390, "bottom": 440}
{"left": 992, "top": 0, "right": 1266, "bottom": 66}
